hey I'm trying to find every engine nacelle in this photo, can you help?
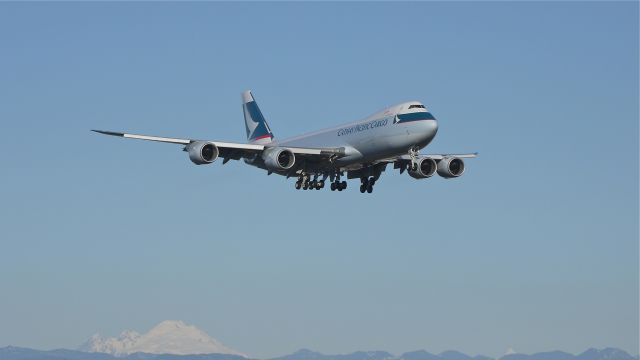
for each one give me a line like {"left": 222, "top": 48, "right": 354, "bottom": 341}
{"left": 262, "top": 147, "right": 296, "bottom": 171}
{"left": 408, "top": 157, "right": 437, "bottom": 179}
{"left": 187, "top": 141, "right": 219, "bottom": 165}
{"left": 437, "top": 157, "right": 465, "bottom": 178}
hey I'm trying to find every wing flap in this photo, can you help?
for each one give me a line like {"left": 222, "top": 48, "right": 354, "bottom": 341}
{"left": 392, "top": 152, "right": 479, "bottom": 161}
{"left": 424, "top": 152, "right": 478, "bottom": 159}
{"left": 282, "top": 146, "right": 345, "bottom": 157}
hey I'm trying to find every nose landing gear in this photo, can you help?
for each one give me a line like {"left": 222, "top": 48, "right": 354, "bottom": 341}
{"left": 408, "top": 146, "right": 420, "bottom": 172}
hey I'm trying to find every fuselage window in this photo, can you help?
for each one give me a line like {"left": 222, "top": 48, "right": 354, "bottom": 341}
{"left": 409, "top": 104, "right": 425, "bottom": 109}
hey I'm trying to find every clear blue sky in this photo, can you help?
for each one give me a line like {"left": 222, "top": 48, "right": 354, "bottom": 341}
{"left": 0, "top": 2, "right": 637, "bottom": 359}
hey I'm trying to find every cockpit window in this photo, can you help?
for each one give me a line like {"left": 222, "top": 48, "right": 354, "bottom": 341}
{"left": 396, "top": 112, "right": 436, "bottom": 123}
{"left": 409, "top": 104, "right": 426, "bottom": 109}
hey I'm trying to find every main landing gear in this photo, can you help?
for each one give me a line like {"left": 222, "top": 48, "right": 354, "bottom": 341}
{"left": 330, "top": 172, "right": 346, "bottom": 191}
{"left": 330, "top": 180, "right": 347, "bottom": 191}
{"left": 359, "top": 177, "right": 375, "bottom": 193}
{"left": 294, "top": 173, "right": 325, "bottom": 191}
{"left": 294, "top": 171, "right": 347, "bottom": 192}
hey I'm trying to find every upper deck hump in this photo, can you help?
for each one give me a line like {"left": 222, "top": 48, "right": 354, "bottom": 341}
{"left": 274, "top": 101, "right": 425, "bottom": 146}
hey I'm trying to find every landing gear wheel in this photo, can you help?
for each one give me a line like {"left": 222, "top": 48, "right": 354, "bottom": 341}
{"left": 341, "top": 181, "right": 347, "bottom": 189}
{"left": 367, "top": 182, "right": 373, "bottom": 193}
{"left": 330, "top": 182, "right": 336, "bottom": 191}
{"left": 303, "top": 182, "right": 308, "bottom": 190}
{"left": 315, "top": 181, "right": 322, "bottom": 190}
{"left": 319, "top": 180, "right": 325, "bottom": 189}
{"left": 360, "top": 184, "right": 366, "bottom": 193}
{"left": 295, "top": 181, "right": 301, "bottom": 190}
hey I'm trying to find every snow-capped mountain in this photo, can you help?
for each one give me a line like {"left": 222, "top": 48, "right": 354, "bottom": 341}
{"left": 79, "top": 320, "right": 245, "bottom": 357}
{"left": 2, "top": 346, "right": 638, "bottom": 360}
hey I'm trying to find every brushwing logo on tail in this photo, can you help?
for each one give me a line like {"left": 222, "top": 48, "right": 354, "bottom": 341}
{"left": 244, "top": 105, "right": 259, "bottom": 137}
{"left": 243, "top": 99, "right": 273, "bottom": 141}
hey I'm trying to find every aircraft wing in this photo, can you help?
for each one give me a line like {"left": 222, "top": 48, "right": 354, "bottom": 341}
{"left": 392, "top": 152, "right": 479, "bottom": 161}
{"left": 380, "top": 152, "right": 478, "bottom": 170}
{"left": 92, "top": 130, "right": 344, "bottom": 162}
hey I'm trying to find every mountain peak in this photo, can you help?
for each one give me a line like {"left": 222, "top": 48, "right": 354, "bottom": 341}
{"left": 146, "top": 320, "right": 197, "bottom": 337}
{"left": 295, "top": 349, "right": 322, "bottom": 355}
{"left": 153, "top": 320, "right": 188, "bottom": 329}
{"left": 79, "top": 320, "right": 245, "bottom": 357}
{"left": 578, "top": 348, "right": 635, "bottom": 360}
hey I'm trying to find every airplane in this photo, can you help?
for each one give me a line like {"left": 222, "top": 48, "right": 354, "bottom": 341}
{"left": 94, "top": 90, "right": 477, "bottom": 193}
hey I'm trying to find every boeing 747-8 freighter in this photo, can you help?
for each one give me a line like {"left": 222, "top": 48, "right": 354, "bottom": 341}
{"left": 94, "top": 90, "right": 477, "bottom": 193}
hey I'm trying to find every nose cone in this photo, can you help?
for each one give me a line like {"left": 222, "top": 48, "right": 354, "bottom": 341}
{"left": 424, "top": 118, "right": 438, "bottom": 139}
{"left": 414, "top": 118, "right": 438, "bottom": 147}
{"left": 428, "top": 118, "right": 439, "bottom": 134}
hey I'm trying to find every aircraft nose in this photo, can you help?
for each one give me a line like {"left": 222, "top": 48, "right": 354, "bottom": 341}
{"left": 424, "top": 118, "right": 438, "bottom": 136}
{"left": 430, "top": 118, "right": 438, "bottom": 133}
{"left": 418, "top": 118, "right": 438, "bottom": 145}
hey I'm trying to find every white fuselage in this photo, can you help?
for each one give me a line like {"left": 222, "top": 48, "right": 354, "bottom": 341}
{"left": 267, "top": 101, "right": 438, "bottom": 169}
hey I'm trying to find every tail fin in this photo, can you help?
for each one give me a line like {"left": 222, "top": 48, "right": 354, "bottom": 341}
{"left": 242, "top": 90, "right": 274, "bottom": 144}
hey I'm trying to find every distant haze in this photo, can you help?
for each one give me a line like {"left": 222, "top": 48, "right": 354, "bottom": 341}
{"left": 0, "top": 345, "right": 638, "bottom": 360}
{"left": 0, "top": 1, "right": 637, "bottom": 359}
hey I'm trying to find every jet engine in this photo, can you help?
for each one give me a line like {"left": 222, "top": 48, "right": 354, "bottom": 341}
{"left": 437, "top": 157, "right": 465, "bottom": 178}
{"left": 263, "top": 147, "right": 296, "bottom": 171}
{"left": 186, "top": 141, "right": 219, "bottom": 165}
{"left": 408, "top": 157, "right": 437, "bottom": 179}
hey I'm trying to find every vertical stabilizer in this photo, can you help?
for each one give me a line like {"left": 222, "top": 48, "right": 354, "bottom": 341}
{"left": 242, "top": 90, "right": 274, "bottom": 144}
